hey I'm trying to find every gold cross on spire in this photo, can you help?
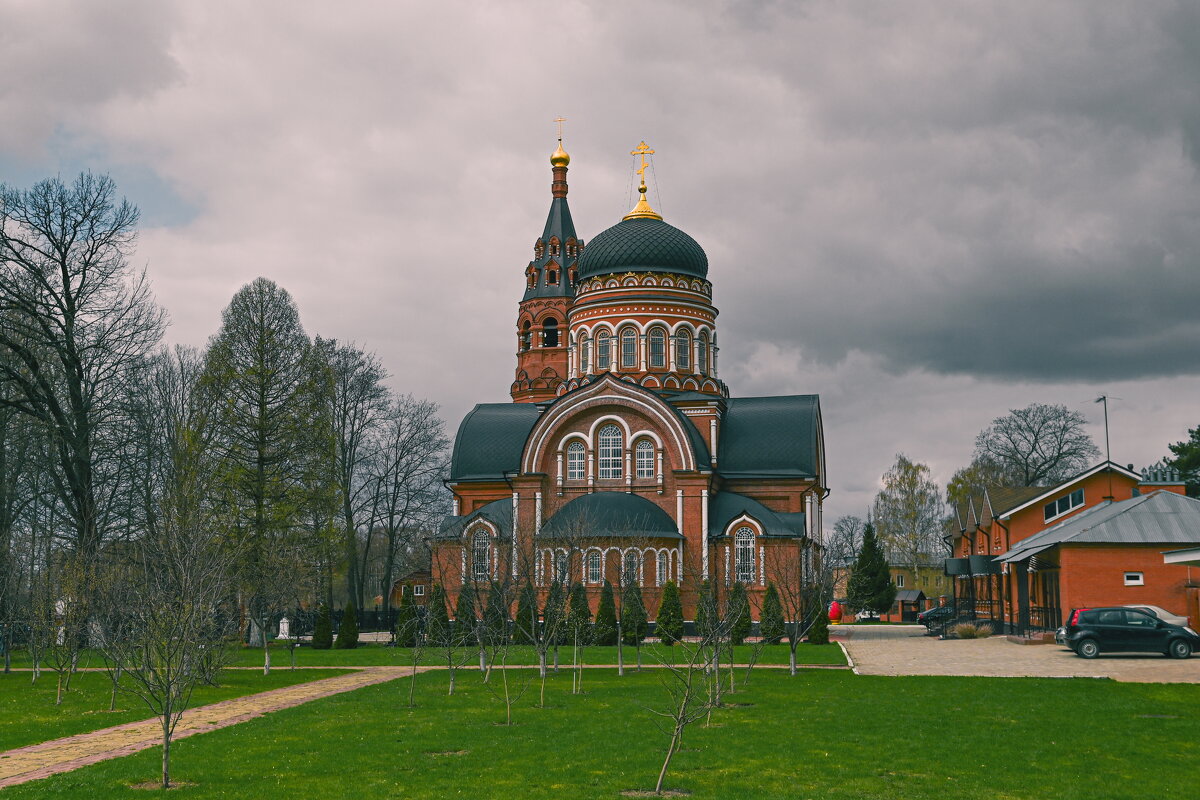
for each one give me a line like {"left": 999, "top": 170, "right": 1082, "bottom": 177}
{"left": 554, "top": 116, "right": 567, "bottom": 141}
{"left": 624, "top": 140, "right": 662, "bottom": 221}
{"left": 630, "top": 140, "right": 655, "bottom": 183}
{"left": 550, "top": 117, "right": 570, "bottom": 168}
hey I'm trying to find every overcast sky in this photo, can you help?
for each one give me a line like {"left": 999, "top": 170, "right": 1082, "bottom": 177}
{"left": 4, "top": 0, "right": 1198, "bottom": 525}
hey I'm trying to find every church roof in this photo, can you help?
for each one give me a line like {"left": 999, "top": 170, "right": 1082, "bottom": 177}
{"left": 523, "top": 194, "right": 579, "bottom": 301}
{"left": 716, "top": 395, "right": 822, "bottom": 479}
{"left": 540, "top": 492, "right": 683, "bottom": 539}
{"left": 434, "top": 497, "right": 513, "bottom": 541}
{"left": 449, "top": 403, "right": 542, "bottom": 481}
{"left": 707, "top": 491, "right": 807, "bottom": 539}
{"left": 576, "top": 217, "right": 708, "bottom": 280}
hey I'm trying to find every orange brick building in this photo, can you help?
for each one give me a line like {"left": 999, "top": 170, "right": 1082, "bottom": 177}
{"left": 947, "top": 461, "right": 1199, "bottom": 632}
{"left": 431, "top": 139, "right": 828, "bottom": 624}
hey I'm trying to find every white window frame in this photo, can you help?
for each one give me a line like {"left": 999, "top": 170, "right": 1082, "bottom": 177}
{"left": 895, "top": 573, "right": 905, "bottom": 588}
{"left": 623, "top": 551, "right": 640, "bottom": 587}
{"left": 620, "top": 328, "right": 638, "bottom": 369}
{"left": 555, "top": 551, "right": 569, "bottom": 583}
{"left": 649, "top": 328, "right": 666, "bottom": 368}
{"left": 675, "top": 331, "right": 691, "bottom": 370}
{"left": 472, "top": 529, "right": 490, "bottom": 583}
{"left": 596, "top": 331, "right": 611, "bottom": 370}
{"left": 580, "top": 336, "right": 590, "bottom": 373}
{"left": 697, "top": 333, "right": 709, "bottom": 375}
{"left": 566, "top": 441, "right": 585, "bottom": 480}
{"left": 413, "top": 585, "right": 425, "bottom": 597}
{"left": 597, "top": 424, "right": 623, "bottom": 479}
{"left": 1123, "top": 572, "right": 1144, "bottom": 586}
{"left": 587, "top": 550, "right": 601, "bottom": 584}
{"left": 635, "top": 439, "right": 655, "bottom": 479}
{"left": 1044, "top": 488, "right": 1084, "bottom": 523}
{"left": 734, "top": 527, "right": 755, "bottom": 584}
{"left": 656, "top": 554, "right": 668, "bottom": 587}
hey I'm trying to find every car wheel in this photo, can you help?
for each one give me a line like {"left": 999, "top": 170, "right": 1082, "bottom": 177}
{"left": 1076, "top": 639, "right": 1100, "bottom": 659}
{"left": 1168, "top": 639, "right": 1192, "bottom": 659}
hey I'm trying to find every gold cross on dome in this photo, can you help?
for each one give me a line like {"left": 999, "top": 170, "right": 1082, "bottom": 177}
{"left": 631, "top": 140, "right": 655, "bottom": 180}
{"left": 554, "top": 116, "right": 567, "bottom": 140}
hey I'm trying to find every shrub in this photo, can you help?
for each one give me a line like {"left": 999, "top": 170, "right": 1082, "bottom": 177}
{"left": 593, "top": 581, "right": 618, "bottom": 645}
{"left": 807, "top": 607, "right": 830, "bottom": 645}
{"left": 655, "top": 581, "right": 684, "bottom": 645}
{"left": 395, "top": 587, "right": 418, "bottom": 647}
{"left": 334, "top": 601, "right": 359, "bottom": 649}
{"left": 954, "top": 622, "right": 992, "bottom": 639}
{"left": 566, "top": 582, "right": 592, "bottom": 646}
{"left": 621, "top": 581, "right": 648, "bottom": 647}
{"left": 760, "top": 584, "right": 784, "bottom": 644}
{"left": 311, "top": 604, "right": 333, "bottom": 650}
{"left": 426, "top": 584, "right": 452, "bottom": 648}
{"left": 513, "top": 583, "right": 538, "bottom": 645}
{"left": 729, "top": 582, "right": 752, "bottom": 645}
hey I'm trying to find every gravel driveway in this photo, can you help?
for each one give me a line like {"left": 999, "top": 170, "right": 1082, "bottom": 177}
{"left": 835, "top": 624, "right": 1200, "bottom": 683}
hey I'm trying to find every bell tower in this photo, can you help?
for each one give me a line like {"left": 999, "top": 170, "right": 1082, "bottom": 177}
{"left": 511, "top": 123, "right": 581, "bottom": 403}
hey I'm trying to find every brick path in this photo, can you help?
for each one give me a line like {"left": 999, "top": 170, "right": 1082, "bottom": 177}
{"left": 0, "top": 666, "right": 415, "bottom": 788}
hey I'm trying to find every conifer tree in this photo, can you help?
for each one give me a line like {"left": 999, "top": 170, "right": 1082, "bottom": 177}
{"left": 513, "top": 583, "right": 538, "bottom": 645}
{"left": 728, "top": 582, "right": 752, "bottom": 646}
{"left": 593, "top": 581, "right": 618, "bottom": 646}
{"left": 695, "top": 579, "right": 714, "bottom": 639}
{"left": 621, "top": 581, "right": 648, "bottom": 647}
{"left": 311, "top": 604, "right": 333, "bottom": 650}
{"left": 655, "top": 580, "right": 684, "bottom": 645}
{"left": 566, "top": 582, "right": 592, "bottom": 645}
{"left": 846, "top": 522, "right": 896, "bottom": 616}
{"left": 394, "top": 587, "right": 418, "bottom": 647}
{"left": 455, "top": 583, "right": 478, "bottom": 645}
{"left": 542, "top": 581, "right": 567, "bottom": 668}
{"left": 426, "top": 585, "right": 451, "bottom": 647}
{"left": 483, "top": 582, "right": 509, "bottom": 644}
{"left": 334, "top": 601, "right": 359, "bottom": 649}
{"left": 807, "top": 607, "right": 830, "bottom": 645}
{"left": 759, "top": 583, "right": 784, "bottom": 645}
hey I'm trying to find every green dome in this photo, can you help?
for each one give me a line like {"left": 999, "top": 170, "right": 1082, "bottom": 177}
{"left": 577, "top": 217, "right": 708, "bottom": 280}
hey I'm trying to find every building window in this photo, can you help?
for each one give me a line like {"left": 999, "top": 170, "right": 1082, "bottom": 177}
{"left": 566, "top": 441, "right": 585, "bottom": 480}
{"left": 697, "top": 333, "right": 709, "bottom": 375}
{"left": 413, "top": 585, "right": 425, "bottom": 597}
{"left": 623, "top": 551, "right": 640, "bottom": 586}
{"left": 596, "top": 331, "right": 611, "bottom": 370}
{"left": 620, "top": 328, "right": 637, "bottom": 368}
{"left": 555, "top": 551, "right": 569, "bottom": 583}
{"left": 895, "top": 573, "right": 905, "bottom": 588}
{"left": 656, "top": 555, "right": 668, "bottom": 586}
{"left": 1123, "top": 572, "right": 1144, "bottom": 586}
{"left": 735, "top": 527, "right": 755, "bottom": 583}
{"left": 635, "top": 440, "right": 655, "bottom": 478}
{"left": 1044, "top": 488, "right": 1084, "bottom": 522}
{"left": 472, "top": 529, "right": 489, "bottom": 582}
{"left": 580, "top": 336, "right": 590, "bottom": 372}
{"left": 520, "top": 321, "right": 532, "bottom": 352}
{"left": 547, "top": 269, "right": 558, "bottom": 285}
{"left": 649, "top": 328, "right": 666, "bottom": 368}
{"left": 542, "top": 318, "right": 559, "bottom": 348}
{"left": 675, "top": 331, "right": 691, "bottom": 370}
{"left": 597, "top": 424, "right": 623, "bottom": 479}
{"left": 587, "top": 550, "right": 601, "bottom": 584}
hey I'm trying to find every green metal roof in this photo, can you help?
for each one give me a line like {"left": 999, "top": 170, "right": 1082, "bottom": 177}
{"left": 523, "top": 195, "right": 580, "bottom": 301}
{"left": 717, "top": 395, "right": 821, "bottom": 479}
{"left": 707, "top": 491, "right": 806, "bottom": 539}
{"left": 540, "top": 492, "right": 682, "bottom": 539}
{"left": 434, "top": 498, "right": 513, "bottom": 540}
{"left": 576, "top": 217, "right": 708, "bottom": 279}
{"left": 449, "top": 403, "right": 542, "bottom": 482}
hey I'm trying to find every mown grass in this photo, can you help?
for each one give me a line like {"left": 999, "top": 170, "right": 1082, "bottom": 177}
{"left": 0, "top": 668, "right": 350, "bottom": 752}
{"left": 5, "top": 666, "right": 1198, "bottom": 799}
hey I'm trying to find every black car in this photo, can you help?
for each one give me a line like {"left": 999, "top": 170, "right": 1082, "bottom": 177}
{"left": 1057, "top": 606, "right": 1200, "bottom": 659}
{"left": 917, "top": 605, "right": 955, "bottom": 630}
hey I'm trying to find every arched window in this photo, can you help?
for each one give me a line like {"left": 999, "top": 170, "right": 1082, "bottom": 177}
{"left": 472, "top": 529, "right": 490, "bottom": 583}
{"left": 580, "top": 335, "right": 590, "bottom": 373}
{"left": 547, "top": 269, "right": 558, "bottom": 285}
{"left": 697, "top": 332, "right": 709, "bottom": 375}
{"left": 620, "top": 327, "right": 638, "bottom": 369}
{"left": 555, "top": 551, "right": 569, "bottom": 583}
{"left": 566, "top": 441, "right": 585, "bottom": 480}
{"left": 597, "top": 424, "right": 623, "bottom": 479}
{"left": 735, "top": 527, "right": 755, "bottom": 584}
{"left": 649, "top": 328, "right": 666, "bottom": 368}
{"left": 635, "top": 440, "right": 655, "bottom": 479}
{"left": 656, "top": 553, "right": 669, "bottom": 586}
{"left": 675, "top": 331, "right": 691, "bottom": 370}
{"left": 587, "top": 550, "right": 601, "bottom": 584}
{"left": 542, "top": 318, "right": 559, "bottom": 348}
{"left": 520, "top": 321, "right": 532, "bottom": 352}
{"left": 623, "top": 551, "right": 640, "bottom": 586}
{"left": 596, "top": 331, "right": 611, "bottom": 370}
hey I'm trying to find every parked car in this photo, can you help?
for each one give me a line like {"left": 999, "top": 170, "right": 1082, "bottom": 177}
{"left": 916, "top": 605, "right": 955, "bottom": 629}
{"left": 1057, "top": 607, "right": 1200, "bottom": 659}
{"left": 1122, "top": 604, "right": 1188, "bottom": 628}
{"left": 854, "top": 610, "right": 880, "bottom": 622}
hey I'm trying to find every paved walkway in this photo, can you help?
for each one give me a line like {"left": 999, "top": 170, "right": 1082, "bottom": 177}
{"left": 836, "top": 624, "right": 1200, "bottom": 683}
{"left": 0, "top": 666, "right": 414, "bottom": 788}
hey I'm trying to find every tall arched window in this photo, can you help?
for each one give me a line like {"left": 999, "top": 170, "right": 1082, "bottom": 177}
{"left": 649, "top": 328, "right": 666, "bottom": 368}
{"left": 635, "top": 440, "right": 655, "bottom": 479}
{"left": 623, "top": 551, "right": 640, "bottom": 586}
{"left": 697, "top": 332, "right": 709, "bottom": 375}
{"left": 735, "top": 527, "right": 755, "bottom": 584}
{"left": 542, "top": 318, "right": 559, "bottom": 348}
{"left": 580, "top": 335, "right": 590, "bottom": 373}
{"left": 656, "top": 553, "right": 669, "bottom": 586}
{"left": 555, "top": 551, "right": 569, "bottom": 583}
{"left": 566, "top": 441, "right": 585, "bottom": 480}
{"left": 620, "top": 328, "right": 638, "bottom": 369}
{"left": 587, "top": 550, "right": 601, "bottom": 584}
{"left": 597, "top": 424, "right": 623, "bottom": 479}
{"left": 596, "top": 331, "right": 611, "bottom": 370}
{"left": 472, "top": 529, "right": 490, "bottom": 582}
{"left": 675, "top": 330, "right": 691, "bottom": 370}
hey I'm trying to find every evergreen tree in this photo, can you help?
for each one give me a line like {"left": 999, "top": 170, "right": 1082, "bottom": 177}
{"left": 759, "top": 583, "right": 784, "bottom": 645}
{"left": 334, "top": 601, "right": 359, "bottom": 649}
{"left": 807, "top": 607, "right": 830, "bottom": 645}
{"left": 728, "top": 582, "right": 752, "bottom": 645}
{"left": 483, "top": 582, "right": 509, "bottom": 644}
{"left": 593, "top": 581, "right": 618, "bottom": 645}
{"left": 1168, "top": 425, "right": 1200, "bottom": 497}
{"left": 426, "top": 584, "right": 452, "bottom": 648}
{"left": 695, "top": 579, "right": 714, "bottom": 639}
{"left": 455, "top": 583, "right": 478, "bottom": 645}
{"left": 543, "top": 581, "right": 567, "bottom": 649}
{"left": 621, "top": 581, "right": 648, "bottom": 647}
{"left": 513, "top": 583, "right": 538, "bottom": 645}
{"left": 655, "top": 580, "right": 684, "bottom": 645}
{"left": 311, "top": 603, "right": 333, "bottom": 650}
{"left": 394, "top": 586, "right": 418, "bottom": 647}
{"left": 846, "top": 523, "right": 897, "bottom": 616}
{"left": 566, "top": 582, "right": 592, "bottom": 645}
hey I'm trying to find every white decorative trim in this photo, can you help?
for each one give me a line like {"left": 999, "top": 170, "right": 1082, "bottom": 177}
{"left": 701, "top": 489, "right": 710, "bottom": 580}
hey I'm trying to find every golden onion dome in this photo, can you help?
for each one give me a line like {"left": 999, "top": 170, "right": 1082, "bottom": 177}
{"left": 550, "top": 139, "right": 570, "bottom": 167}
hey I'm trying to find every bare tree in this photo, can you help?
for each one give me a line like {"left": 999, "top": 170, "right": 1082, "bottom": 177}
{"left": 0, "top": 173, "right": 165, "bottom": 562}
{"left": 765, "top": 539, "right": 815, "bottom": 676}
{"left": 974, "top": 403, "right": 1101, "bottom": 486}
{"left": 873, "top": 453, "right": 944, "bottom": 575}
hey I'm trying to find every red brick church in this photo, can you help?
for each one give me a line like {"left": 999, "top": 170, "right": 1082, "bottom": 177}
{"left": 431, "top": 138, "right": 827, "bottom": 623}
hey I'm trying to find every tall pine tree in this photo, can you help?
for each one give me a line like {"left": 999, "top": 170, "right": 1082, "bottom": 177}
{"left": 728, "top": 582, "right": 752, "bottom": 645}
{"left": 395, "top": 586, "right": 418, "bottom": 647}
{"left": 655, "top": 580, "right": 684, "bottom": 645}
{"left": 513, "top": 583, "right": 538, "bottom": 645}
{"left": 621, "top": 581, "right": 648, "bottom": 647}
{"left": 759, "top": 583, "right": 784, "bottom": 645}
{"left": 593, "top": 581, "right": 618, "bottom": 645}
{"left": 566, "top": 582, "right": 592, "bottom": 645}
{"left": 846, "top": 522, "right": 896, "bottom": 616}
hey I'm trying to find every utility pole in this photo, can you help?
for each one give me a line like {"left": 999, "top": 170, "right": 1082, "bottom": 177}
{"left": 1095, "top": 396, "right": 1113, "bottom": 499}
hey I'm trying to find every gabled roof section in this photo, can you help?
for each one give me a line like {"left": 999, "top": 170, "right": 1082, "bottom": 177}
{"left": 716, "top": 395, "right": 823, "bottom": 480}
{"left": 986, "top": 486, "right": 1048, "bottom": 517}
{"left": 996, "top": 461, "right": 1142, "bottom": 520}
{"left": 435, "top": 498, "right": 514, "bottom": 541}
{"left": 999, "top": 490, "right": 1200, "bottom": 563}
{"left": 450, "top": 403, "right": 542, "bottom": 481}
{"left": 707, "top": 492, "right": 806, "bottom": 539}
{"left": 540, "top": 492, "right": 682, "bottom": 539}
{"left": 523, "top": 194, "right": 579, "bottom": 301}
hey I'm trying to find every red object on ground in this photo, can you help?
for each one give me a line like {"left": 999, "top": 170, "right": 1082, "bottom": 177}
{"left": 828, "top": 601, "right": 842, "bottom": 623}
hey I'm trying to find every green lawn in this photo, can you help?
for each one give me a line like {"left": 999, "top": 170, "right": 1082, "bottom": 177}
{"left": 5, "top": 666, "right": 1198, "bottom": 798}
{"left": 225, "top": 640, "right": 849, "bottom": 668}
{"left": 0, "top": 668, "right": 350, "bottom": 752}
